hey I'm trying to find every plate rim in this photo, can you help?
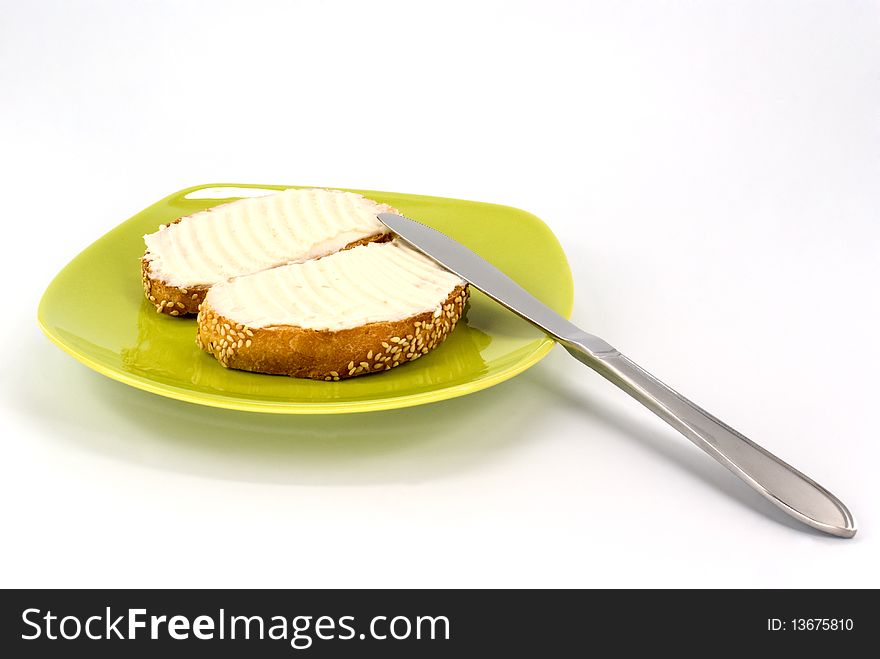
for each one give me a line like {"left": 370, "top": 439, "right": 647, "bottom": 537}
{"left": 37, "top": 183, "right": 573, "bottom": 414}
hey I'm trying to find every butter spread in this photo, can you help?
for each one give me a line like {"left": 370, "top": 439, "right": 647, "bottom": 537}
{"left": 206, "top": 240, "right": 465, "bottom": 331}
{"left": 143, "top": 188, "right": 390, "bottom": 287}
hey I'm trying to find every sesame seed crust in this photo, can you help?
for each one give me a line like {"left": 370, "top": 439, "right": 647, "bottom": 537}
{"left": 141, "top": 257, "right": 208, "bottom": 316}
{"left": 196, "top": 285, "right": 469, "bottom": 380}
{"left": 141, "top": 232, "right": 392, "bottom": 317}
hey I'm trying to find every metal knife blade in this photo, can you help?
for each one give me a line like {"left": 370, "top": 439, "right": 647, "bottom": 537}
{"left": 377, "top": 213, "right": 614, "bottom": 355}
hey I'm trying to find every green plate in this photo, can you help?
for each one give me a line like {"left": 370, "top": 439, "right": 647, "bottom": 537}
{"left": 37, "top": 183, "right": 573, "bottom": 414}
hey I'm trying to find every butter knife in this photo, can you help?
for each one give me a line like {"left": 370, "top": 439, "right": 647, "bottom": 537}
{"left": 378, "top": 212, "right": 856, "bottom": 538}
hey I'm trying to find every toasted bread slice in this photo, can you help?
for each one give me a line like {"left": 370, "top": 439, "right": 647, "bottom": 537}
{"left": 142, "top": 188, "right": 394, "bottom": 315}
{"left": 196, "top": 240, "right": 469, "bottom": 379}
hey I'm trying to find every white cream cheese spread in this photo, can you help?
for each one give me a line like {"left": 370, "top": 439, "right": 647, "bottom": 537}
{"left": 143, "top": 188, "right": 391, "bottom": 287}
{"left": 206, "top": 240, "right": 465, "bottom": 331}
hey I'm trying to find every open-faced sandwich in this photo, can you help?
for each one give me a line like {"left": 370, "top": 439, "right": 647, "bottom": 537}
{"left": 141, "top": 188, "right": 468, "bottom": 379}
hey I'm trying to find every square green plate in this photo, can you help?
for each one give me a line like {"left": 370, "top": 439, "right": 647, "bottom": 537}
{"left": 38, "top": 184, "right": 573, "bottom": 414}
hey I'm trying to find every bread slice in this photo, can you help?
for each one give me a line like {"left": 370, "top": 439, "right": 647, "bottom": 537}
{"left": 196, "top": 240, "right": 469, "bottom": 379}
{"left": 141, "top": 188, "right": 395, "bottom": 316}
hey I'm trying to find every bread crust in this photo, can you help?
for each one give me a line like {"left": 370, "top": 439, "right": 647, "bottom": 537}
{"left": 196, "top": 285, "right": 469, "bottom": 380}
{"left": 141, "top": 233, "right": 391, "bottom": 316}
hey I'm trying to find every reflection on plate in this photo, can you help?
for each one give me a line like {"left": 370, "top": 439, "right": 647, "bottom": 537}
{"left": 38, "top": 183, "right": 573, "bottom": 413}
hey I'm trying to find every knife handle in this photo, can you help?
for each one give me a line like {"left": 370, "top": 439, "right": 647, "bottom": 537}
{"left": 562, "top": 341, "right": 856, "bottom": 537}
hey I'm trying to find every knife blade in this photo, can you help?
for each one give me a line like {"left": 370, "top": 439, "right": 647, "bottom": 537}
{"left": 378, "top": 211, "right": 857, "bottom": 538}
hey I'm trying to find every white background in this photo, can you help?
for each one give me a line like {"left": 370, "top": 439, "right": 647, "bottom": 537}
{"left": 1, "top": 0, "right": 877, "bottom": 588}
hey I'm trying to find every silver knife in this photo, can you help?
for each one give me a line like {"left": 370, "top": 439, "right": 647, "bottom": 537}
{"left": 378, "top": 212, "right": 857, "bottom": 538}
